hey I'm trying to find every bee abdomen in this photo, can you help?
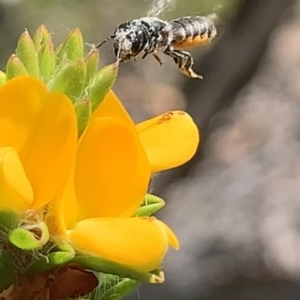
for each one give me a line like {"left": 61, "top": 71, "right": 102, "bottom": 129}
{"left": 170, "top": 16, "right": 217, "bottom": 50}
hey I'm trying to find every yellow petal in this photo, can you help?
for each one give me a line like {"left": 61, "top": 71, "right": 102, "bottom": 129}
{"left": 68, "top": 217, "right": 176, "bottom": 271}
{"left": 75, "top": 117, "right": 150, "bottom": 219}
{"left": 0, "top": 147, "right": 33, "bottom": 212}
{"left": 136, "top": 111, "right": 199, "bottom": 173}
{"left": 0, "top": 76, "right": 77, "bottom": 208}
{"left": 92, "top": 90, "right": 134, "bottom": 127}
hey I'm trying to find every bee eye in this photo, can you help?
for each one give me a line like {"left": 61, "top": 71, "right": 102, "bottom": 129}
{"left": 113, "top": 42, "right": 119, "bottom": 57}
{"left": 131, "top": 38, "right": 141, "bottom": 55}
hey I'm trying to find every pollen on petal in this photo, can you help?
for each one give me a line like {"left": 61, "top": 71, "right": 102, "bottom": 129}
{"left": 136, "top": 111, "right": 199, "bottom": 173}
{"left": 0, "top": 77, "right": 77, "bottom": 208}
{"left": 75, "top": 117, "right": 150, "bottom": 219}
{"left": 0, "top": 147, "right": 33, "bottom": 212}
{"left": 67, "top": 217, "right": 171, "bottom": 271}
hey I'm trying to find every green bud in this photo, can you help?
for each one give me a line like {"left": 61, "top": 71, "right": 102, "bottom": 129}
{"left": 56, "top": 28, "right": 84, "bottom": 66}
{"left": 50, "top": 58, "right": 87, "bottom": 102}
{"left": 92, "top": 274, "right": 138, "bottom": 300}
{"left": 0, "top": 71, "right": 6, "bottom": 88}
{"left": 9, "top": 221, "right": 49, "bottom": 250}
{"left": 38, "top": 41, "right": 55, "bottom": 83}
{"left": 85, "top": 48, "right": 99, "bottom": 87}
{"left": 33, "top": 25, "right": 52, "bottom": 53}
{"left": 72, "top": 254, "right": 164, "bottom": 283}
{"left": 6, "top": 54, "right": 28, "bottom": 80}
{"left": 89, "top": 61, "right": 119, "bottom": 112}
{"left": 16, "top": 29, "right": 39, "bottom": 77}
{"left": 26, "top": 248, "right": 75, "bottom": 274}
{"left": 143, "top": 194, "right": 166, "bottom": 205}
{"left": 133, "top": 194, "right": 165, "bottom": 217}
{"left": 74, "top": 97, "right": 92, "bottom": 137}
{"left": 52, "top": 242, "right": 75, "bottom": 253}
{"left": 0, "top": 251, "right": 15, "bottom": 292}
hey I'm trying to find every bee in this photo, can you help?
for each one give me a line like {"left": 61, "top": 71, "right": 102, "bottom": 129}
{"left": 96, "top": 15, "right": 217, "bottom": 79}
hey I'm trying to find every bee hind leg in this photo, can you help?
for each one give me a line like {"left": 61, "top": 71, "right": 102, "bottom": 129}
{"left": 152, "top": 54, "right": 163, "bottom": 66}
{"left": 164, "top": 49, "right": 202, "bottom": 79}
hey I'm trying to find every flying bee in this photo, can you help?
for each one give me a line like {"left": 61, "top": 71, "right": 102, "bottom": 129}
{"left": 96, "top": 15, "right": 217, "bottom": 79}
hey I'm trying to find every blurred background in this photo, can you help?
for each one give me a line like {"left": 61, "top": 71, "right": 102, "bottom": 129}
{"left": 1, "top": 0, "right": 300, "bottom": 299}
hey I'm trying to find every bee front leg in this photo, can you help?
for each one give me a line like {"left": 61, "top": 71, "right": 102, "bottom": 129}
{"left": 142, "top": 52, "right": 163, "bottom": 66}
{"left": 164, "top": 48, "right": 202, "bottom": 79}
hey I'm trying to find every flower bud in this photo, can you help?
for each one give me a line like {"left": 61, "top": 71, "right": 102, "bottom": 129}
{"left": 56, "top": 28, "right": 84, "bottom": 66}
{"left": 9, "top": 221, "right": 49, "bottom": 250}
{"left": 6, "top": 54, "right": 28, "bottom": 80}
{"left": 74, "top": 97, "right": 92, "bottom": 137}
{"left": 33, "top": 25, "right": 52, "bottom": 53}
{"left": 26, "top": 247, "right": 75, "bottom": 275}
{"left": 50, "top": 59, "right": 87, "bottom": 102}
{"left": 38, "top": 41, "right": 55, "bottom": 83}
{"left": 88, "top": 61, "right": 119, "bottom": 112}
{"left": 133, "top": 194, "right": 165, "bottom": 217}
{"left": 0, "top": 71, "right": 6, "bottom": 88}
{"left": 85, "top": 49, "right": 99, "bottom": 87}
{"left": 16, "top": 29, "right": 39, "bottom": 77}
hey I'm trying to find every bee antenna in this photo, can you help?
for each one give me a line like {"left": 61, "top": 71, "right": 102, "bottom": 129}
{"left": 96, "top": 35, "right": 116, "bottom": 48}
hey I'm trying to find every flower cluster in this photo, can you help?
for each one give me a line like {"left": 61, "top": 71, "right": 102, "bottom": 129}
{"left": 0, "top": 26, "right": 199, "bottom": 300}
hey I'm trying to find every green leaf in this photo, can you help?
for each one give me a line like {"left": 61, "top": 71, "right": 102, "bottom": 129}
{"left": 91, "top": 274, "right": 138, "bottom": 300}
{"left": 0, "top": 210, "right": 19, "bottom": 232}
{"left": 26, "top": 247, "right": 75, "bottom": 274}
{"left": 72, "top": 254, "right": 164, "bottom": 284}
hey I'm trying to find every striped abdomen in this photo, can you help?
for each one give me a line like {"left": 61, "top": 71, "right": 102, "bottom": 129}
{"left": 170, "top": 16, "right": 217, "bottom": 50}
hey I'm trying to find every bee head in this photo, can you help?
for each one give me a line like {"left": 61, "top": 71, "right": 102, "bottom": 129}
{"left": 113, "top": 30, "right": 142, "bottom": 62}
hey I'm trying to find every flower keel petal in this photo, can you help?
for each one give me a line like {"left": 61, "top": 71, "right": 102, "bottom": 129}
{"left": 68, "top": 217, "right": 171, "bottom": 271}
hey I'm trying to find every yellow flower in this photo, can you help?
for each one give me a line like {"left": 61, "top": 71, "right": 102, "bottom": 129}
{"left": 0, "top": 75, "right": 199, "bottom": 280}
{"left": 0, "top": 76, "right": 77, "bottom": 213}
{"left": 54, "top": 91, "right": 199, "bottom": 275}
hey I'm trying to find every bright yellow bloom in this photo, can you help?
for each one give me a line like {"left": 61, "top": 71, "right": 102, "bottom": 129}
{"left": 0, "top": 76, "right": 199, "bottom": 277}
{"left": 0, "top": 76, "right": 77, "bottom": 212}
{"left": 55, "top": 90, "right": 199, "bottom": 274}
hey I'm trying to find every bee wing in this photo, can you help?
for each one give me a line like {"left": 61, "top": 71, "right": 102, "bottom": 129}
{"left": 147, "top": 0, "right": 176, "bottom": 17}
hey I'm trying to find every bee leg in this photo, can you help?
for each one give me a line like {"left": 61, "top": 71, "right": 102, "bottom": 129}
{"left": 142, "top": 52, "right": 163, "bottom": 66}
{"left": 152, "top": 54, "right": 163, "bottom": 66}
{"left": 141, "top": 52, "right": 149, "bottom": 59}
{"left": 164, "top": 49, "right": 202, "bottom": 79}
